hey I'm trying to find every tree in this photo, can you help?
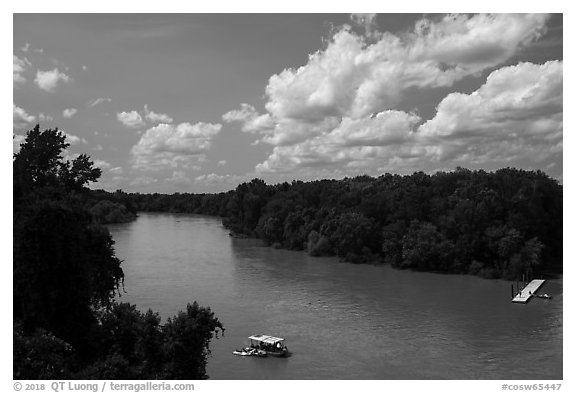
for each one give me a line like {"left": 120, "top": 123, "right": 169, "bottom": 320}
{"left": 13, "top": 200, "right": 124, "bottom": 350}
{"left": 401, "top": 220, "right": 455, "bottom": 271}
{"left": 14, "top": 125, "right": 102, "bottom": 200}
{"left": 13, "top": 323, "right": 75, "bottom": 380}
{"left": 13, "top": 125, "right": 69, "bottom": 191}
{"left": 91, "top": 303, "right": 164, "bottom": 379}
{"left": 59, "top": 154, "right": 102, "bottom": 191}
{"left": 14, "top": 125, "right": 123, "bottom": 368}
{"left": 162, "top": 302, "right": 224, "bottom": 379}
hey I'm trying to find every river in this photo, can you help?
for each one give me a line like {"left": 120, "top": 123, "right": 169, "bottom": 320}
{"left": 107, "top": 212, "right": 562, "bottom": 380}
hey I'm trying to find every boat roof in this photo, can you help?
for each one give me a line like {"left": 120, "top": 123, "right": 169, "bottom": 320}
{"left": 248, "top": 334, "right": 285, "bottom": 344}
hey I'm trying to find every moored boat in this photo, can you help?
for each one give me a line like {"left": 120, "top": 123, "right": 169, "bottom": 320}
{"left": 248, "top": 334, "right": 289, "bottom": 357}
{"left": 232, "top": 347, "right": 268, "bottom": 357}
{"left": 536, "top": 293, "right": 553, "bottom": 299}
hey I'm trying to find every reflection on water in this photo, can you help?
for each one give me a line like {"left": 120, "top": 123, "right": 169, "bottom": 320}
{"left": 108, "top": 213, "right": 562, "bottom": 379}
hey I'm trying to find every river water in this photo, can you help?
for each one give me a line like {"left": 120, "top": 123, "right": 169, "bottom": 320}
{"left": 107, "top": 213, "right": 562, "bottom": 380}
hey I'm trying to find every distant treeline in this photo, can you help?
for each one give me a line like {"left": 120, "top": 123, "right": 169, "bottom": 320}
{"left": 95, "top": 168, "right": 562, "bottom": 280}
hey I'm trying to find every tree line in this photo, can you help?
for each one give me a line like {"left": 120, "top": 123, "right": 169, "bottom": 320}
{"left": 104, "top": 170, "right": 562, "bottom": 280}
{"left": 14, "top": 126, "right": 223, "bottom": 379}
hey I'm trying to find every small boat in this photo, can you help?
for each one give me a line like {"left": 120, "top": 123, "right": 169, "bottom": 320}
{"left": 536, "top": 293, "right": 553, "bottom": 299}
{"left": 232, "top": 347, "right": 268, "bottom": 357}
{"left": 248, "top": 334, "right": 289, "bottom": 357}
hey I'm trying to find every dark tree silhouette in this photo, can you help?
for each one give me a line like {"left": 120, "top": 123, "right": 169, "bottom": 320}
{"left": 14, "top": 125, "right": 223, "bottom": 380}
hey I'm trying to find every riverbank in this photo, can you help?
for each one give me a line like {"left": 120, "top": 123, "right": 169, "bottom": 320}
{"left": 92, "top": 168, "right": 563, "bottom": 280}
{"left": 108, "top": 213, "right": 563, "bottom": 380}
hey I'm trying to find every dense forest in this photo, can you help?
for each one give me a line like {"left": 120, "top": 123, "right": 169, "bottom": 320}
{"left": 13, "top": 126, "right": 224, "bottom": 379}
{"left": 98, "top": 169, "right": 562, "bottom": 281}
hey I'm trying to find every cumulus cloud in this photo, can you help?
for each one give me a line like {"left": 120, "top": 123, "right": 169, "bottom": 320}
{"left": 117, "top": 110, "right": 146, "bottom": 128}
{"left": 193, "top": 173, "right": 248, "bottom": 192}
{"left": 131, "top": 122, "right": 222, "bottom": 171}
{"left": 14, "top": 55, "right": 30, "bottom": 85}
{"left": 167, "top": 170, "right": 192, "bottom": 185}
{"left": 256, "top": 111, "right": 422, "bottom": 174}
{"left": 222, "top": 103, "right": 274, "bottom": 133}
{"left": 222, "top": 13, "right": 557, "bottom": 180}
{"left": 88, "top": 97, "right": 112, "bottom": 107}
{"left": 94, "top": 161, "right": 124, "bottom": 178}
{"left": 62, "top": 131, "right": 87, "bottom": 145}
{"left": 93, "top": 159, "right": 112, "bottom": 170}
{"left": 63, "top": 108, "right": 78, "bottom": 118}
{"left": 418, "top": 60, "right": 562, "bottom": 164}
{"left": 263, "top": 14, "right": 549, "bottom": 125}
{"left": 13, "top": 104, "right": 36, "bottom": 129}
{"left": 119, "top": 106, "right": 175, "bottom": 128}
{"left": 35, "top": 68, "right": 71, "bottom": 92}
{"left": 39, "top": 113, "right": 54, "bottom": 122}
{"left": 144, "top": 105, "right": 173, "bottom": 124}
{"left": 256, "top": 60, "right": 562, "bottom": 178}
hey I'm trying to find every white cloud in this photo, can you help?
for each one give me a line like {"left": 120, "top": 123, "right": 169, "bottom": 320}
{"left": 417, "top": 60, "right": 562, "bottom": 165}
{"left": 222, "top": 103, "right": 274, "bottom": 133}
{"left": 117, "top": 110, "right": 146, "bottom": 128}
{"left": 110, "top": 167, "right": 124, "bottom": 175}
{"left": 130, "top": 176, "right": 158, "bottom": 187}
{"left": 13, "top": 104, "right": 36, "bottom": 129}
{"left": 256, "top": 111, "right": 421, "bottom": 174}
{"left": 167, "top": 170, "right": 191, "bottom": 185}
{"left": 222, "top": 13, "right": 557, "bottom": 180}
{"left": 193, "top": 173, "right": 247, "bottom": 192}
{"left": 94, "top": 159, "right": 112, "bottom": 170}
{"left": 62, "top": 151, "right": 80, "bottom": 162}
{"left": 217, "top": 160, "right": 227, "bottom": 166}
{"left": 329, "top": 110, "right": 421, "bottom": 147}
{"left": 21, "top": 43, "right": 43, "bottom": 54}
{"left": 13, "top": 134, "right": 26, "bottom": 154}
{"left": 131, "top": 122, "right": 222, "bottom": 171}
{"left": 38, "top": 113, "right": 53, "bottom": 122}
{"left": 34, "top": 68, "right": 71, "bottom": 92}
{"left": 263, "top": 14, "right": 549, "bottom": 125}
{"left": 144, "top": 105, "right": 173, "bottom": 124}
{"left": 133, "top": 122, "right": 222, "bottom": 156}
{"left": 256, "top": 60, "right": 562, "bottom": 179}
{"left": 62, "top": 131, "right": 88, "bottom": 145}
{"left": 14, "top": 55, "right": 30, "bottom": 85}
{"left": 63, "top": 108, "right": 78, "bottom": 118}
{"left": 88, "top": 97, "right": 112, "bottom": 107}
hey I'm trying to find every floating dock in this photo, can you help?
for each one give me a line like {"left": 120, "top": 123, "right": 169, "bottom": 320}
{"left": 512, "top": 279, "right": 546, "bottom": 303}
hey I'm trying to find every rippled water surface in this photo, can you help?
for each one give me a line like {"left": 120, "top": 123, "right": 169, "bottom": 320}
{"left": 107, "top": 213, "right": 562, "bottom": 379}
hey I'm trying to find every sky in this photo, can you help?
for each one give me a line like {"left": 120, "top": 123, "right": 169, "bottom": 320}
{"left": 12, "top": 12, "right": 563, "bottom": 193}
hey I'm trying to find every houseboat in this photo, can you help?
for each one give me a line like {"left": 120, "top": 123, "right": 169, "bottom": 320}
{"left": 247, "top": 334, "right": 289, "bottom": 357}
